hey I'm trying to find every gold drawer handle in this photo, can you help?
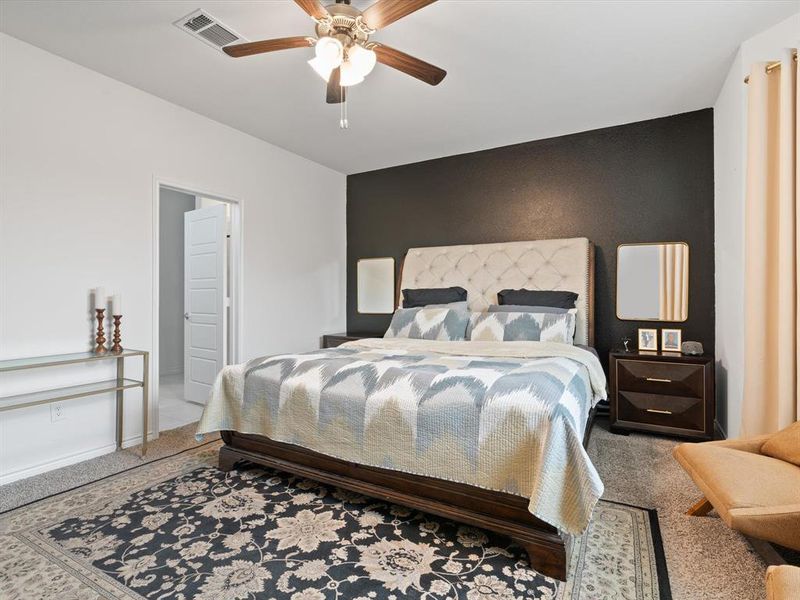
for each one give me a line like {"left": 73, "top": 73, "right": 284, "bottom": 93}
{"left": 646, "top": 377, "right": 672, "bottom": 383}
{"left": 646, "top": 408, "right": 673, "bottom": 415}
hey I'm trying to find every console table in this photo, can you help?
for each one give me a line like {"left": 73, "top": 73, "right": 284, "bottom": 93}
{"left": 0, "top": 350, "right": 150, "bottom": 456}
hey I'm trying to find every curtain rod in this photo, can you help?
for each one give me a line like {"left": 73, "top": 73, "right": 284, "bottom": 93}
{"left": 744, "top": 51, "right": 798, "bottom": 83}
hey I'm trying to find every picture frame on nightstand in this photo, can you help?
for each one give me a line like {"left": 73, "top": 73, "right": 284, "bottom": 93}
{"left": 638, "top": 328, "right": 658, "bottom": 351}
{"left": 661, "top": 328, "right": 682, "bottom": 352}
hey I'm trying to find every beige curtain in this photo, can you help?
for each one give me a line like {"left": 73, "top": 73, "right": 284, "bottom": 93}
{"left": 742, "top": 49, "right": 799, "bottom": 436}
{"left": 658, "top": 243, "right": 688, "bottom": 321}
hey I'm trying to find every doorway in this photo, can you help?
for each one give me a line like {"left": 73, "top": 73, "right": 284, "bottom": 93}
{"left": 155, "top": 183, "right": 241, "bottom": 433}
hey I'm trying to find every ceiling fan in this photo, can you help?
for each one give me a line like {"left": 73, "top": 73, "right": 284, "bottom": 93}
{"left": 223, "top": 0, "right": 446, "bottom": 105}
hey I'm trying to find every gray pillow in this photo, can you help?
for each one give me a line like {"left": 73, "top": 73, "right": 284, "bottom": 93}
{"left": 429, "top": 301, "right": 469, "bottom": 311}
{"left": 488, "top": 304, "right": 569, "bottom": 314}
{"left": 497, "top": 289, "right": 578, "bottom": 308}
{"left": 402, "top": 287, "right": 467, "bottom": 308}
{"left": 384, "top": 307, "right": 469, "bottom": 341}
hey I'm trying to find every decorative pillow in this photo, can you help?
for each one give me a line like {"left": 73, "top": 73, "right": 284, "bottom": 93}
{"left": 761, "top": 421, "right": 800, "bottom": 467}
{"left": 429, "top": 301, "right": 469, "bottom": 311}
{"left": 384, "top": 307, "right": 469, "bottom": 341}
{"left": 489, "top": 304, "right": 570, "bottom": 314}
{"left": 468, "top": 311, "right": 576, "bottom": 344}
{"left": 497, "top": 289, "right": 578, "bottom": 309}
{"left": 402, "top": 286, "right": 467, "bottom": 308}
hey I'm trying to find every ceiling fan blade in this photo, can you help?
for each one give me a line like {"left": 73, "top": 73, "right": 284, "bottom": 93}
{"left": 223, "top": 36, "right": 312, "bottom": 58}
{"left": 294, "top": 0, "right": 329, "bottom": 20}
{"left": 361, "top": 0, "right": 437, "bottom": 30}
{"left": 373, "top": 44, "right": 446, "bottom": 86}
{"left": 326, "top": 67, "right": 346, "bottom": 104}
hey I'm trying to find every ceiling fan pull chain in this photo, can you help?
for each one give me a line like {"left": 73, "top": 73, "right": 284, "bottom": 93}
{"left": 339, "top": 89, "right": 349, "bottom": 129}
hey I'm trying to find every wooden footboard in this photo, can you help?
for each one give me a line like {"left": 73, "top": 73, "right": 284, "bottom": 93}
{"left": 219, "top": 429, "right": 578, "bottom": 580}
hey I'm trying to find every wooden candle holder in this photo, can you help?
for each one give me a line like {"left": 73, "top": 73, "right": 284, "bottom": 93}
{"left": 94, "top": 308, "right": 107, "bottom": 354}
{"left": 111, "top": 315, "right": 123, "bottom": 353}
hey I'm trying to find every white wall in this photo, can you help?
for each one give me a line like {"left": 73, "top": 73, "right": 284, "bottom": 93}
{"left": 158, "top": 188, "right": 195, "bottom": 376}
{"left": 713, "top": 12, "right": 800, "bottom": 437}
{"left": 0, "top": 33, "right": 347, "bottom": 484}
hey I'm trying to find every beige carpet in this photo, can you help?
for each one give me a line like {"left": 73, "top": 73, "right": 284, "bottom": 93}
{"left": 587, "top": 420, "right": 769, "bottom": 600}
{"left": 0, "top": 423, "right": 208, "bottom": 513}
{"left": 0, "top": 419, "right": 771, "bottom": 599}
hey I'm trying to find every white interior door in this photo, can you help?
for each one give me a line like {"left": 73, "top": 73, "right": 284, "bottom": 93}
{"left": 184, "top": 204, "right": 227, "bottom": 404}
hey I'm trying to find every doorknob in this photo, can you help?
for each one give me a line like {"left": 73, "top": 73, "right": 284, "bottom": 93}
{"left": 184, "top": 312, "right": 190, "bottom": 320}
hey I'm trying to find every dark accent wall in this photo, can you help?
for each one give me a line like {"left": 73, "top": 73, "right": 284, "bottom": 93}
{"left": 346, "top": 109, "right": 715, "bottom": 363}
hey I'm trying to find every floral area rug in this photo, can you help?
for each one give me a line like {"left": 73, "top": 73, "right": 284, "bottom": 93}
{"left": 0, "top": 442, "right": 671, "bottom": 599}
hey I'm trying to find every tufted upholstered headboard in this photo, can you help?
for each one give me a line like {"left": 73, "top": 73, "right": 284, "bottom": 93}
{"left": 398, "top": 238, "right": 595, "bottom": 346}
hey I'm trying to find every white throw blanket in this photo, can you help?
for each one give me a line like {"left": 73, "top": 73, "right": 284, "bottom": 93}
{"left": 342, "top": 338, "right": 608, "bottom": 403}
{"left": 198, "top": 339, "right": 606, "bottom": 535}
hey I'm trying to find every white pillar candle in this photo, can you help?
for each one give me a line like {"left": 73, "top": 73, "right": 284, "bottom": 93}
{"left": 94, "top": 287, "right": 106, "bottom": 310}
{"left": 112, "top": 294, "right": 122, "bottom": 315}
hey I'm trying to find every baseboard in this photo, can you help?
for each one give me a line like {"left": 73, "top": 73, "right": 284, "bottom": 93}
{"left": 0, "top": 429, "right": 159, "bottom": 486}
{"left": 119, "top": 430, "right": 160, "bottom": 450}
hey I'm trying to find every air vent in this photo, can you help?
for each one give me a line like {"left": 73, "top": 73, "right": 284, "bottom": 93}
{"left": 198, "top": 24, "right": 240, "bottom": 47}
{"left": 174, "top": 9, "right": 247, "bottom": 52}
{"left": 184, "top": 13, "right": 212, "bottom": 31}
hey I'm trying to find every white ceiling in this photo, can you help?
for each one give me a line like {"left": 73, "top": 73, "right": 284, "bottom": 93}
{"left": 1, "top": 1, "right": 797, "bottom": 174}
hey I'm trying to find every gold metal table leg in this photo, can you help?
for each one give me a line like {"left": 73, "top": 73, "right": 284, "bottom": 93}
{"left": 141, "top": 352, "right": 149, "bottom": 457}
{"left": 115, "top": 357, "right": 124, "bottom": 450}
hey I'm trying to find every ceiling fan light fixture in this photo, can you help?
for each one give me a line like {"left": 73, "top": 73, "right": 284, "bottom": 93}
{"left": 348, "top": 44, "right": 376, "bottom": 77}
{"left": 314, "top": 36, "right": 343, "bottom": 66}
{"left": 222, "top": 0, "right": 448, "bottom": 111}
{"left": 308, "top": 56, "right": 333, "bottom": 81}
{"left": 339, "top": 60, "right": 365, "bottom": 87}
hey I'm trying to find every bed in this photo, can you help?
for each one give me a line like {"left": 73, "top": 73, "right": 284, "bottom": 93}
{"left": 197, "top": 237, "right": 603, "bottom": 581}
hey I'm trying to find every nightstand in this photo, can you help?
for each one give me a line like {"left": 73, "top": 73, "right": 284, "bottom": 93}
{"left": 322, "top": 333, "right": 380, "bottom": 348}
{"left": 609, "top": 350, "right": 714, "bottom": 440}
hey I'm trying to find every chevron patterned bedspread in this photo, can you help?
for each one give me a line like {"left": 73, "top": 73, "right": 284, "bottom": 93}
{"left": 197, "top": 338, "right": 607, "bottom": 535}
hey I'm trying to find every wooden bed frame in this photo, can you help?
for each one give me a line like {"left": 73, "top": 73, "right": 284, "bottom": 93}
{"left": 219, "top": 240, "right": 596, "bottom": 581}
{"left": 220, "top": 409, "right": 595, "bottom": 581}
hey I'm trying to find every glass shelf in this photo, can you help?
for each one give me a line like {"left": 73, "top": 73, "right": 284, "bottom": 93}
{"left": 0, "top": 350, "right": 146, "bottom": 372}
{"left": 0, "top": 378, "right": 144, "bottom": 411}
{"left": 0, "top": 349, "right": 150, "bottom": 456}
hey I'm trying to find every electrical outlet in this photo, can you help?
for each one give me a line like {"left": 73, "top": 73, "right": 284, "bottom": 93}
{"left": 50, "top": 402, "right": 66, "bottom": 422}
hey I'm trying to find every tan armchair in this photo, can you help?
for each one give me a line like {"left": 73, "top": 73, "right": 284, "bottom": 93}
{"left": 766, "top": 565, "right": 800, "bottom": 600}
{"left": 673, "top": 423, "right": 800, "bottom": 551}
